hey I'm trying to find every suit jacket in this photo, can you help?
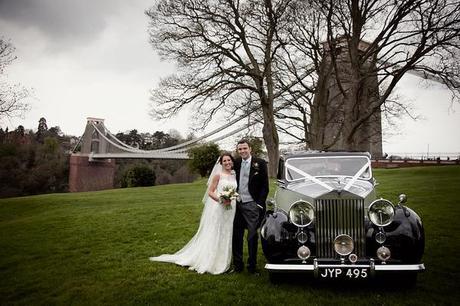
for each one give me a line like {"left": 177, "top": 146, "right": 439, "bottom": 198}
{"left": 235, "top": 156, "right": 269, "bottom": 211}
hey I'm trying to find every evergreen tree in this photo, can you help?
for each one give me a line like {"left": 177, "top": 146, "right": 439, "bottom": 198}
{"left": 0, "top": 127, "right": 5, "bottom": 144}
{"left": 15, "top": 125, "right": 25, "bottom": 137}
{"left": 36, "top": 117, "right": 48, "bottom": 143}
{"left": 188, "top": 143, "right": 221, "bottom": 177}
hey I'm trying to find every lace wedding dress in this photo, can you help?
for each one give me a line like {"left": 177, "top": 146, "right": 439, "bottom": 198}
{"left": 149, "top": 173, "right": 237, "bottom": 274}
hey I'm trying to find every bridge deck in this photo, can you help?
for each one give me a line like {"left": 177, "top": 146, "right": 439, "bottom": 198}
{"left": 89, "top": 152, "right": 189, "bottom": 160}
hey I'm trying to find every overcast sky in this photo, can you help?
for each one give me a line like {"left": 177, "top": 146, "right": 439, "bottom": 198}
{"left": 1, "top": 0, "right": 459, "bottom": 156}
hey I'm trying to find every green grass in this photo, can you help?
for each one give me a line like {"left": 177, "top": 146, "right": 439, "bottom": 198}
{"left": 1, "top": 166, "right": 459, "bottom": 305}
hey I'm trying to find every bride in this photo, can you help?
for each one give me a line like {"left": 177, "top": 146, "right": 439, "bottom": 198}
{"left": 149, "top": 152, "right": 237, "bottom": 274}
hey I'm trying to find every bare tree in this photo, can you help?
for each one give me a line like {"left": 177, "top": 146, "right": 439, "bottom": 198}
{"left": 146, "top": 0, "right": 301, "bottom": 176}
{"left": 0, "top": 38, "right": 30, "bottom": 121}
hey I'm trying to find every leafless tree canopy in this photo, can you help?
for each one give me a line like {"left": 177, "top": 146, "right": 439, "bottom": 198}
{"left": 146, "top": 0, "right": 301, "bottom": 176}
{"left": 0, "top": 38, "right": 30, "bottom": 121}
{"left": 146, "top": 0, "right": 460, "bottom": 171}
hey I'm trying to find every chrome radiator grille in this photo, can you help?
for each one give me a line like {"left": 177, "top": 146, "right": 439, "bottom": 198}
{"left": 315, "top": 198, "right": 366, "bottom": 258}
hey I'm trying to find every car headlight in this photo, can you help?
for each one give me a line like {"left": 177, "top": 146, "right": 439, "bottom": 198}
{"left": 289, "top": 200, "right": 314, "bottom": 227}
{"left": 368, "top": 199, "right": 395, "bottom": 226}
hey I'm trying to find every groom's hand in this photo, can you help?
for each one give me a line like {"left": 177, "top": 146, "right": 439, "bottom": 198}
{"left": 257, "top": 203, "right": 265, "bottom": 227}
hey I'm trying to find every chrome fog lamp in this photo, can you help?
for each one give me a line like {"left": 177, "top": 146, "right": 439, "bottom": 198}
{"left": 334, "top": 234, "right": 354, "bottom": 256}
{"left": 297, "top": 231, "right": 308, "bottom": 244}
{"left": 297, "top": 245, "right": 311, "bottom": 260}
{"left": 377, "top": 246, "right": 391, "bottom": 261}
{"left": 289, "top": 200, "right": 314, "bottom": 227}
{"left": 348, "top": 253, "right": 358, "bottom": 263}
{"left": 368, "top": 199, "right": 395, "bottom": 227}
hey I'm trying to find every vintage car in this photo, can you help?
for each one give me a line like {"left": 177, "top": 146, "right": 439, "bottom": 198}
{"left": 261, "top": 152, "right": 425, "bottom": 284}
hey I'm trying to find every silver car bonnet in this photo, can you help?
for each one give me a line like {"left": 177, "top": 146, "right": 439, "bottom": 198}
{"left": 275, "top": 178, "right": 374, "bottom": 212}
{"left": 289, "top": 177, "right": 373, "bottom": 198}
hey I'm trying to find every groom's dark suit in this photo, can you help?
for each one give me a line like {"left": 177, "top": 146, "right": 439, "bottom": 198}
{"left": 233, "top": 156, "right": 269, "bottom": 272}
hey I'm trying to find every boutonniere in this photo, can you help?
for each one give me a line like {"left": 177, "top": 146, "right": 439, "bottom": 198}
{"left": 252, "top": 162, "right": 260, "bottom": 175}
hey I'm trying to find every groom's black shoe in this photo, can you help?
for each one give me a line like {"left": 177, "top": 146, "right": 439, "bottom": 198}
{"left": 229, "top": 266, "right": 243, "bottom": 274}
{"left": 247, "top": 267, "right": 260, "bottom": 276}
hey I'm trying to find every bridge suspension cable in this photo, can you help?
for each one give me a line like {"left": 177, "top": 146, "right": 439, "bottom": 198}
{"left": 102, "top": 125, "right": 144, "bottom": 152}
{"left": 151, "top": 108, "right": 261, "bottom": 152}
{"left": 89, "top": 110, "right": 259, "bottom": 156}
{"left": 91, "top": 123, "right": 145, "bottom": 153}
{"left": 83, "top": 91, "right": 305, "bottom": 161}
{"left": 89, "top": 105, "right": 261, "bottom": 155}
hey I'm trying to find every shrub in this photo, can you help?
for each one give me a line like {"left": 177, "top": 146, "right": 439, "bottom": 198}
{"left": 187, "top": 143, "right": 221, "bottom": 177}
{"left": 121, "top": 165, "right": 156, "bottom": 187}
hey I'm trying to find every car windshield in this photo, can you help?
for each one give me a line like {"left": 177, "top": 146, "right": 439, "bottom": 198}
{"left": 285, "top": 156, "right": 371, "bottom": 181}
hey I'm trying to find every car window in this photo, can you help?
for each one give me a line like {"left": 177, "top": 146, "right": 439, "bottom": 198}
{"left": 285, "top": 156, "right": 371, "bottom": 181}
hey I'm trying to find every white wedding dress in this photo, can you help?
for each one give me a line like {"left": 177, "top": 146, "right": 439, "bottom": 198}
{"left": 149, "top": 173, "right": 237, "bottom": 274}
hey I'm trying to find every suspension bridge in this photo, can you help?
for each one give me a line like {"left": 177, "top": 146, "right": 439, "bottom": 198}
{"left": 69, "top": 111, "right": 256, "bottom": 192}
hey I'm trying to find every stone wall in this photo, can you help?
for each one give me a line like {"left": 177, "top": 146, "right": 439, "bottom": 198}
{"left": 372, "top": 159, "right": 459, "bottom": 168}
{"left": 69, "top": 154, "right": 116, "bottom": 192}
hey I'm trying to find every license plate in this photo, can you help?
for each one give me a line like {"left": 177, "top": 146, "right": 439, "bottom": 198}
{"left": 319, "top": 267, "right": 368, "bottom": 279}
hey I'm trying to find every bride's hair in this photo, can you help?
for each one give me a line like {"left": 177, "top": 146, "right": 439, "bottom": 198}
{"left": 219, "top": 152, "right": 235, "bottom": 164}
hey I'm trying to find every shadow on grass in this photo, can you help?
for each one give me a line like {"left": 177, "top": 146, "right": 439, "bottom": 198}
{"left": 267, "top": 273, "right": 419, "bottom": 292}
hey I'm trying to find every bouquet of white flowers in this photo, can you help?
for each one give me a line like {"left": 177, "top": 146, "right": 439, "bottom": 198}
{"left": 219, "top": 186, "right": 239, "bottom": 210}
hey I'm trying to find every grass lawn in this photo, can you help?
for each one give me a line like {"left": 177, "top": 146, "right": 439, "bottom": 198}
{"left": 1, "top": 166, "right": 459, "bottom": 305}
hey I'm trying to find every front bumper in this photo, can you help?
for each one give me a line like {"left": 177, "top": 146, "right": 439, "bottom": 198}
{"left": 265, "top": 259, "right": 425, "bottom": 277}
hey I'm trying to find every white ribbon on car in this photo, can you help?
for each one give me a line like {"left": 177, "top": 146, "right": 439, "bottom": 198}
{"left": 343, "top": 160, "right": 371, "bottom": 191}
{"left": 284, "top": 163, "right": 334, "bottom": 191}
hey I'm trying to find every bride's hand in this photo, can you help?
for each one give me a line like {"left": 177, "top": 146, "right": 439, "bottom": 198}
{"left": 222, "top": 198, "right": 231, "bottom": 205}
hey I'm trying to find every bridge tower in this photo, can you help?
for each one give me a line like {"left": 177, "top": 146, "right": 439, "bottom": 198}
{"left": 68, "top": 118, "right": 116, "bottom": 192}
{"left": 310, "top": 38, "right": 383, "bottom": 158}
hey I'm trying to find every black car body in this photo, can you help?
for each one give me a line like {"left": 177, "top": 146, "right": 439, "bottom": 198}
{"left": 261, "top": 152, "right": 425, "bottom": 283}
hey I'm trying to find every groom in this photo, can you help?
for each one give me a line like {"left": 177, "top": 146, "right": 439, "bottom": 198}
{"left": 233, "top": 139, "right": 269, "bottom": 274}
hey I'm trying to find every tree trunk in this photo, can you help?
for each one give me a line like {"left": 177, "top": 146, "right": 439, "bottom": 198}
{"left": 261, "top": 98, "right": 279, "bottom": 178}
{"left": 309, "top": 54, "right": 337, "bottom": 151}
